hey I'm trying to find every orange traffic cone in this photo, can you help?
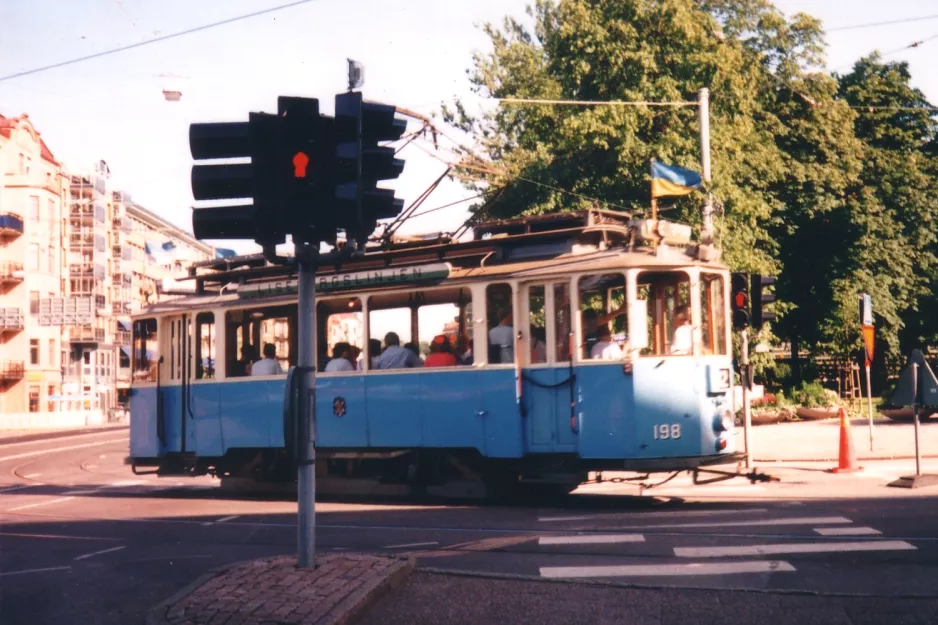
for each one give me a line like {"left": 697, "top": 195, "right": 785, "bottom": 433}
{"left": 832, "top": 407, "right": 862, "bottom": 473}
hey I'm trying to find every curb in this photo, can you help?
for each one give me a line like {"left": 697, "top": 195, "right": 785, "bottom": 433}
{"left": 754, "top": 455, "right": 938, "bottom": 463}
{"left": 0, "top": 425, "right": 129, "bottom": 446}
{"left": 145, "top": 554, "right": 415, "bottom": 625}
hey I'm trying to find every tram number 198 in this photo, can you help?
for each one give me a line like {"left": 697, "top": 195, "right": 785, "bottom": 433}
{"left": 653, "top": 424, "right": 682, "bottom": 440}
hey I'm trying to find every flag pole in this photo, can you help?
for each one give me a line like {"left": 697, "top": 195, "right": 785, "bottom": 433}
{"left": 650, "top": 158, "right": 658, "bottom": 221}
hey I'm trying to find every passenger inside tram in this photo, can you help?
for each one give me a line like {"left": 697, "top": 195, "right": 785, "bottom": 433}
{"left": 233, "top": 344, "right": 255, "bottom": 377}
{"left": 488, "top": 306, "right": 514, "bottom": 363}
{"left": 591, "top": 325, "right": 623, "bottom": 360}
{"left": 424, "top": 334, "right": 457, "bottom": 367}
{"left": 251, "top": 343, "right": 283, "bottom": 376}
{"left": 669, "top": 305, "right": 693, "bottom": 355}
{"left": 325, "top": 342, "right": 355, "bottom": 372}
{"left": 373, "top": 332, "right": 422, "bottom": 369}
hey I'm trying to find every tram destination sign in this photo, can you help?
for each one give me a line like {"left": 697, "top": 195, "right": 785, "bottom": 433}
{"left": 238, "top": 262, "right": 452, "bottom": 299}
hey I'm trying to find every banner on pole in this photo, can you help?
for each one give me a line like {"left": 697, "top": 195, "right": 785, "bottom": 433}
{"left": 861, "top": 324, "right": 875, "bottom": 365}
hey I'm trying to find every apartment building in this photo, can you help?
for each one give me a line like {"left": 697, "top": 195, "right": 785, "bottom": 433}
{"left": 0, "top": 112, "right": 214, "bottom": 428}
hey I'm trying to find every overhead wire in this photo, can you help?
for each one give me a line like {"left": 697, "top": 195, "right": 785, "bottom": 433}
{"left": 826, "top": 14, "right": 938, "bottom": 33}
{"left": 0, "top": 0, "right": 322, "bottom": 82}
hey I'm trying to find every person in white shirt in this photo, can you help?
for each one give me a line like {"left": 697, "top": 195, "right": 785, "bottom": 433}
{"left": 251, "top": 343, "right": 283, "bottom": 376}
{"left": 373, "top": 332, "right": 422, "bottom": 369}
{"left": 325, "top": 342, "right": 355, "bottom": 372}
{"left": 670, "top": 305, "right": 693, "bottom": 355}
{"left": 590, "top": 325, "right": 623, "bottom": 360}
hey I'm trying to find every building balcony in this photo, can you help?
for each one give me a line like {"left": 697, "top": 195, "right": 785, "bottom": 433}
{"left": 0, "top": 308, "right": 24, "bottom": 334}
{"left": 68, "top": 326, "right": 105, "bottom": 344}
{"left": 69, "top": 263, "right": 106, "bottom": 281}
{"left": 70, "top": 232, "right": 95, "bottom": 248}
{"left": 0, "top": 212, "right": 24, "bottom": 239}
{"left": 0, "top": 261, "right": 25, "bottom": 285}
{"left": 0, "top": 360, "right": 24, "bottom": 382}
{"left": 115, "top": 330, "right": 131, "bottom": 346}
{"left": 94, "top": 294, "right": 107, "bottom": 311}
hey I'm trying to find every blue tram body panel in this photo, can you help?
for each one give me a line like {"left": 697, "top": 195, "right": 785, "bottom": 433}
{"left": 130, "top": 358, "right": 734, "bottom": 464}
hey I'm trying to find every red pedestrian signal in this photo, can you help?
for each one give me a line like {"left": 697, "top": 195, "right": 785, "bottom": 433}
{"left": 731, "top": 272, "right": 750, "bottom": 330}
{"left": 293, "top": 152, "right": 309, "bottom": 178}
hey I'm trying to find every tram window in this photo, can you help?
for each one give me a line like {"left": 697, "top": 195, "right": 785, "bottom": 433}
{"left": 554, "top": 283, "right": 572, "bottom": 362}
{"left": 486, "top": 283, "right": 514, "bottom": 364}
{"left": 578, "top": 274, "right": 627, "bottom": 360}
{"left": 317, "top": 298, "right": 363, "bottom": 372}
{"left": 528, "top": 286, "right": 547, "bottom": 364}
{"left": 132, "top": 318, "right": 158, "bottom": 382}
{"left": 701, "top": 273, "right": 728, "bottom": 355}
{"left": 636, "top": 271, "right": 692, "bottom": 356}
{"left": 195, "top": 312, "right": 215, "bottom": 379}
{"left": 367, "top": 288, "right": 473, "bottom": 369}
{"left": 225, "top": 305, "right": 296, "bottom": 377}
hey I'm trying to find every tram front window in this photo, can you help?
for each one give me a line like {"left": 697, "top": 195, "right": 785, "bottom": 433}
{"left": 636, "top": 271, "right": 692, "bottom": 357}
{"left": 132, "top": 318, "right": 158, "bottom": 382}
{"left": 578, "top": 273, "right": 627, "bottom": 360}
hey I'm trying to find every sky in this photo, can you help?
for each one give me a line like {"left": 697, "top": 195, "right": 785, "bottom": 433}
{"left": 1, "top": 0, "right": 937, "bottom": 256}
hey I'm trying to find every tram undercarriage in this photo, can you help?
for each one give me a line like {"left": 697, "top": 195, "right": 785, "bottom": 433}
{"left": 129, "top": 447, "right": 754, "bottom": 499}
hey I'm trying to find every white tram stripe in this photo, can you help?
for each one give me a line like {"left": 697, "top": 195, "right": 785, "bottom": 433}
{"left": 540, "top": 561, "right": 796, "bottom": 578}
{"left": 674, "top": 540, "right": 916, "bottom": 558}
{"left": 538, "top": 534, "right": 645, "bottom": 545}
{"left": 814, "top": 527, "right": 882, "bottom": 536}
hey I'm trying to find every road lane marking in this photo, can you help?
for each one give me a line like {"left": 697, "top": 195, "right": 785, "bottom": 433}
{"left": 23, "top": 473, "right": 41, "bottom": 478}
{"left": 538, "top": 508, "right": 770, "bottom": 522}
{"left": 814, "top": 527, "right": 882, "bottom": 536}
{"left": 74, "top": 545, "right": 126, "bottom": 561}
{"left": 107, "top": 480, "right": 144, "bottom": 488}
{"left": 6, "top": 497, "right": 73, "bottom": 512}
{"left": 0, "top": 438, "right": 127, "bottom": 463}
{"left": 382, "top": 541, "right": 439, "bottom": 549}
{"left": 0, "top": 531, "right": 120, "bottom": 541}
{"left": 674, "top": 540, "right": 916, "bottom": 558}
{"left": 539, "top": 534, "right": 645, "bottom": 545}
{"left": 541, "top": 561, "right": 796, "bottom": 578}
{"left": 0, "top": 484, "right": 34, "bottom": 494}
{"left": 0, "top": 566, "right": 72, "bottom": 577}
{"left": 629, "top": 516, "right": 853, "bottom": 530}
{"left": 201, "top": 515, "right": 241, "bottom": 527}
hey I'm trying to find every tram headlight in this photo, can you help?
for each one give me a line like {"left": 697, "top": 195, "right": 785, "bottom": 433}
{"left": 714, "top": 410, "right": 734, "bottom": 432}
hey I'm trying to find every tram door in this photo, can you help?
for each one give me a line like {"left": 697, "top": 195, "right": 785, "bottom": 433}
{"left": 160, "top": 313, "right": 197, "bottom": 454}
{"left": 521, "top": 281, "right": 578, "bottom": 453}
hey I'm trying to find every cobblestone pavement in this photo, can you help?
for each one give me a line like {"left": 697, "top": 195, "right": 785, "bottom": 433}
{"left": 147, "top": 554, "right": 414, "bottom": 625}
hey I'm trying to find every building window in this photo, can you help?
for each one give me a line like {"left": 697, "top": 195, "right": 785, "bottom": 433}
{"left": 47, "top": 385, "right": 56, "bottom": 412}
{"left": 30, "top": 291, "right": 40, "bottom": 314}
{"left": 30, "top": 339, "right": 39, "bottom": 365}
{"left": 29, "top": 195, "right": 40, "bottom": 222}
{"left": 18, "top": 153, "right": 24, "bottom": 174}
{"left": 27, "top": 243, "right": 39, "bottom": 271}
{"left": 49, "top": 339, "right": 56, "bottom": 368}
{"left": 29, "top": 386, "right": 40, "bottom": 413}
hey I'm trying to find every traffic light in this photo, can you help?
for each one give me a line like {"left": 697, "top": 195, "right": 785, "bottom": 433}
{"left": 750, "top": 274, "right": 777, "bottom": 330}
{"left": 731, "top": 272, "right": 750, "bottom": 330}
{"left": 190, "top": 112, "right": 286, "bottom": 254}
{"left": 333, "top": 91, "right": 406, "bottom": 247}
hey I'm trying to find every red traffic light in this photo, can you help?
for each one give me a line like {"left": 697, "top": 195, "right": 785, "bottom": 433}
{"left": 734, "top": 292, "right": 748, "bottom": 308}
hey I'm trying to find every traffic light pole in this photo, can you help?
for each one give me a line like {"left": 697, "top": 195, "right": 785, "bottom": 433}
{"left": 740, "top": 328, "right": 752, "bottom": 469}
{"left": 295, "top": 240, "right": 318, "bottom": 569}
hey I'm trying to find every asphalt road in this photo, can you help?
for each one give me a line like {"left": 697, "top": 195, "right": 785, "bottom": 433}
{"left": 2, "top": 430, "right": 938, "bottom": 624}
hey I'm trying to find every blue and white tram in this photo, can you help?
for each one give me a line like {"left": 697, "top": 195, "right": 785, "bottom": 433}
{"left": 126, "top": 210, "right": 741, "bottom": 495}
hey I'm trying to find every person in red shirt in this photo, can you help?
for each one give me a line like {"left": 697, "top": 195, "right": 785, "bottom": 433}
{"left": 424, "top": 334, "right": 457, "bottom": 367}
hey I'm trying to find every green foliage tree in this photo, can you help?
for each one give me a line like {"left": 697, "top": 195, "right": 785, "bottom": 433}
{"left": 442, "top": 0, "right": 936, "bottom": 374}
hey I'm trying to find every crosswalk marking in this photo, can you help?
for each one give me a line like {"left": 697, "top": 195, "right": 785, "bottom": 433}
{"left": 540, "top": 561, "right": 796, "bottom": 578}
{"left": 814, "top": 527, "right": 882, "bottom": 536}
{"left": 614, "top": 516, "right": 852, "bottom": 531}
{"left": 674, "top": 539, "right": 916, "bottom": 558}
{"left": 537, "top": 508, "right": 769, "bottom": 523}
{"left": 538, "top": 534, "right": 645, "bottom": 545}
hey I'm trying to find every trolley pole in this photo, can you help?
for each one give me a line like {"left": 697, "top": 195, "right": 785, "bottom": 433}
{"left": 296, "top": 240, "right": 318, "bottom": 569}
{"left": 740, "top": 328, "right": 752, "bottom": 469}
{"left": 698, "top": 87, "right": 714, "bottom": 245}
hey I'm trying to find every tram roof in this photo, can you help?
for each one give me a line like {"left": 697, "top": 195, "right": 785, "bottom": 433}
{"left": 141, "top": 210, "right": 726, "bottom": 315}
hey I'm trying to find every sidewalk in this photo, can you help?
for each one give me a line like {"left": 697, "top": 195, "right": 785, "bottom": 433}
{"left": 147, "top": 554, "right": 414, "bottom": 625}
{"left": 0, "top": 422, "right": 129, "bottom": 445}
{"left": 748, "top": 416, "right": 937, "bottom": 462}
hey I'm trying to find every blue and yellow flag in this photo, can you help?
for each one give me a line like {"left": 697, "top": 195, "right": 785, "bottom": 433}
{"left": 651, "top": 161, "right": 702, "bottom": 199}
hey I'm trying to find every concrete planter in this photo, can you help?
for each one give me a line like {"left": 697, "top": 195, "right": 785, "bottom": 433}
{"left": 795, "top": 407, "right": 840, "bottom": 421}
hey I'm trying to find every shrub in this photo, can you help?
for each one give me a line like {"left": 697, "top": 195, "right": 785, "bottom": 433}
{"left": 788, "top": 381, "right": 840, "bottom": 409}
